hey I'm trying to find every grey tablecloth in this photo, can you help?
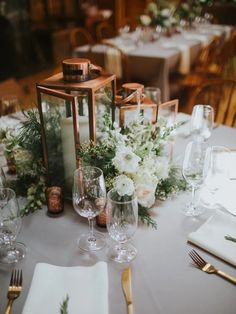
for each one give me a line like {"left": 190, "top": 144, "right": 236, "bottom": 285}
{"left": 0, "top": 120, "right": 236, "bottom": 314}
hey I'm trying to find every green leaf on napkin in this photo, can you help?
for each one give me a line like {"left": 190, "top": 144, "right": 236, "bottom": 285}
{"left": 224, "top": 235, "right": 236, "bottom": 243}
{"left": 60, "top": 295, "right": 69, "bottom": 314}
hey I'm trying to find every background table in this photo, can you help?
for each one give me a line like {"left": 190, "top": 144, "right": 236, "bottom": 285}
{"left": 0, "top": 118, "right": 236, "bottom": 314}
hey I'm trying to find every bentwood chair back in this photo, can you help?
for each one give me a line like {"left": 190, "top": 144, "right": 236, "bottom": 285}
{"left": 96, "top": 22, "right": 116, "bottom": 42}
{"left": 70, "top": 27, "right": 94, "bottom": 50}
{"left": 187, "top": 78, "right": 236, "bottom": 127}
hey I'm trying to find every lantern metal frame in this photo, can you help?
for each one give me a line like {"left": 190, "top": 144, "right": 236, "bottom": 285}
{"left": 36, "top": 71, "right": 116, "bottom": 188}
{"left": 37, "top": 72, "right": 116, "bottom": 142}
{"left": 115, "top": 93, "right": 158, "bottom": 127}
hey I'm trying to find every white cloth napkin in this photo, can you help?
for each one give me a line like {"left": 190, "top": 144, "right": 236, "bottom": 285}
{"left": 200, "top": 180, "right": 236, "bottom": 216}
{"left": 104, "top": 47, "right": 123, "bottom": 79}
{"left": 188, "top": 210, "right": 236, "bottom": 267}
{"left": 161, "top": 42, "right": 190, "bottom": 74}
{"left": 183, "top": 33, "right": 209, "bottom": 47}
{"left": 200, "top": 151, "right": 236, "bottom": 215}
{"left": 22, "top": 262, "right": 108, "bottom": 314}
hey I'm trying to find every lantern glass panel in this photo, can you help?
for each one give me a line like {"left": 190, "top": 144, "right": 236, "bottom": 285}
{"left": 95, "top": 83, "right": 113, "bottom": 138}
{"left": 40, "top": 92, "right": 78, "bottom": 191}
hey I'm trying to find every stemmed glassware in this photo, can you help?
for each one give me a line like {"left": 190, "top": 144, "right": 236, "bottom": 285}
{"left": 190, "top": 104, "right": 214, "bottom": 142}
{"left": 182, "top": 141, "right": 206, "bottom": 217}
{"left": 201, "top": 145, "right": 230, "bottom": 209}
{"left": 73, "top": 166, "right": 106, "bottom": 251}
{"left": 0, "top": 188, "right": 26, "bottom": 264}
{"left": 106, "top": 189, "right": 138, "bottom": 263}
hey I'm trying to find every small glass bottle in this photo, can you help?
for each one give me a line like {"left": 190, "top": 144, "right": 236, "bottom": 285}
{"left": 46, "top": 186, "right": 64, "bottom": 216}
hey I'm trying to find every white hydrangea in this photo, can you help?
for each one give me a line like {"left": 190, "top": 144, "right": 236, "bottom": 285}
{"left": 154, "top": 157, "right": 169, "bottom": 180}
{"left": 113, "top": 146, "right": 141, "bottom": 174}
{"left": 114, "top": 175, "right": 135, "bottom": 196}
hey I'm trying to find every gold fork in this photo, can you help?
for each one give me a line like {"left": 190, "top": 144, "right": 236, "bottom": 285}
{"left": 189, "top": 249, "right": 236, "bottom": 284}
{"left": 5, "top": 270, "right": 23, "bottom": 314}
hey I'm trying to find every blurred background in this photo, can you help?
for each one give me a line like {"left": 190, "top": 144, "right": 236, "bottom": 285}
{"left": 0, "top": 0, "right": 235, "bottom": 109}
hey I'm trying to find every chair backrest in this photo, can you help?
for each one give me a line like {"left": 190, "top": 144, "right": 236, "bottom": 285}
{"left": 70, "top": 27, "right": 94, "bottom": 49}
{"left": 206, "top": 29, "right": 236, "bottom": 75}
{"left": 188, "top": 78, "right": 236, "bottom": 127}
{"left": 194, "top": 36, "right": 221, "bottom": 74}
{"left": 96, "top": 22, "right": 116, "bottom": 42}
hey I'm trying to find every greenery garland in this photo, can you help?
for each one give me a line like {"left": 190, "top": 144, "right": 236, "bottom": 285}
{"left": 0, "top": 110, "right": 46, "bottom": 216}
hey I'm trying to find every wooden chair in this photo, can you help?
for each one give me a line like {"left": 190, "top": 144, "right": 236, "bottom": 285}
{"left": 187, "top": 78, "right": 236, "bottom": 127}
{"left": 178, "top": 36, "right": 222, "bottom": 87}
{"left": 96, "top": 22, "right": 116, "bottom": 42}
{"left": 69, "top": 27, "right": 94, "bottom": 50}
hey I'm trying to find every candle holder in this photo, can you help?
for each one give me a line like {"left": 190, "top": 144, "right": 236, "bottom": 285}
{"left": 37, "top": 58, "right": 116, "bottom": 194}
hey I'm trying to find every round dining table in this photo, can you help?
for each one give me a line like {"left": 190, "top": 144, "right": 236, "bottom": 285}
{"left": 0, "top": 115, "right": 236, "bottom": 314}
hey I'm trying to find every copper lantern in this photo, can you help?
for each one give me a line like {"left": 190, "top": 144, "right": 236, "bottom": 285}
{"left": 37, "top": 58, "right": 116, "bottom": 193}
{"left": 114, "top": 83, "right": 158, "bottom": 127}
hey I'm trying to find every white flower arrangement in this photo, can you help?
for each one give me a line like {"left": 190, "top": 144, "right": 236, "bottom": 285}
{"left": 140, "top": 1, "right": 177, "bottom": 29}
{"left": 80, "top": 114, "right": 186, "bottom": 228}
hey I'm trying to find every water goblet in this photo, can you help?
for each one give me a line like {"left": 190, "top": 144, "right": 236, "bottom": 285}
{"left": 190, "top": 104, "right": 214, "bottom": 141}
{"left": 201, "top": 145, "right": 230, "bottom": 209}
{"left": 182, "top": 141, "right": 206, "bottom": 216}
{"left": 106, "top": 189, "right": 138, "bottom": 263}
{"left": 73, "top": 166, "right": 106, "bottom": 251}
{"left": 0, "top": 188, "right": 26, "bottom": 264}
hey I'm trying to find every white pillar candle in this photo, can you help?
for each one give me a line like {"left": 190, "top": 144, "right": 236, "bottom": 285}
{"left": 60, "top": 117, "right": 76, "bottom": 192}
{"left": 60, "top": 116, "right": 90, "bottom": 191}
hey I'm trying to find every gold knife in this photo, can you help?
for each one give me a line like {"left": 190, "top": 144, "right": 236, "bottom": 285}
{"left": 122, "top": 267, "right": 134, "bottom": 314}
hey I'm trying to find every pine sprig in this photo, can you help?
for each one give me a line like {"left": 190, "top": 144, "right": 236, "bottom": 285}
{"left": 138, "top": 206, "right": 157, "bottom": 229}
{"left": 60, "top": 295, "right": 69, "bottom": 314}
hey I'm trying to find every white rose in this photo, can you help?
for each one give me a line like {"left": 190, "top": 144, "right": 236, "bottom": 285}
{"left": 135, "top": 183, "right": 156, "bottom": 208}
{"left": 114, "top": 175, "right": 135, "bottom": 196}
{"left": 113, "top": 146, "right": 141, "bottom": 174}
{"left": 140, "top": 14, "right": 152, "bottom": 26}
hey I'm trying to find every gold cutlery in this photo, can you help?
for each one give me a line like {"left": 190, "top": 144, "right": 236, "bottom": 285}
{"left": 189, "top": 249, "right": 236, "bottom": 284}
{"left": 122, "top": 267, "right": 134, "bottom": 314}
{"left": 5, "top": 270, "right": 22, "bottom": 314}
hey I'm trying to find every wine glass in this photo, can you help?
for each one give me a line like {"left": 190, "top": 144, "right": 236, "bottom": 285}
{"left": 0, "top": 188, "right": 26, "bottom": 264}
{"left": 106, "top": 189, "right": 138, "bottom": 263}
{"left": 144, "top": 87, "right": 161, "bottom": 106}
{"left": 190, "top": 104, "right": 214, "bottom": 141}
{"left": 182, "top": 141, "right": 206, "bottom": 216}
{"left": 72, "top": 166, "right": 106, "bottom": 251}
{"left": 201, "top": 145, "right": 230, "bottom": 209}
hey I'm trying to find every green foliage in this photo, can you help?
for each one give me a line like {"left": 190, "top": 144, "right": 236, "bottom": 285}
{"left": 156, "top": 165, "right": 187, "bottom": 201}
{"left": 0, "top": 110, "right": 46, "bottom": 216}
{"left": 79, "top": 141, "right": 118, "bottom": 191}
{"left": 138, "top": 205, "right": 158, "bottom": 229}
{"left": 60, "top": 295, "right": 69, "bottom": 314}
